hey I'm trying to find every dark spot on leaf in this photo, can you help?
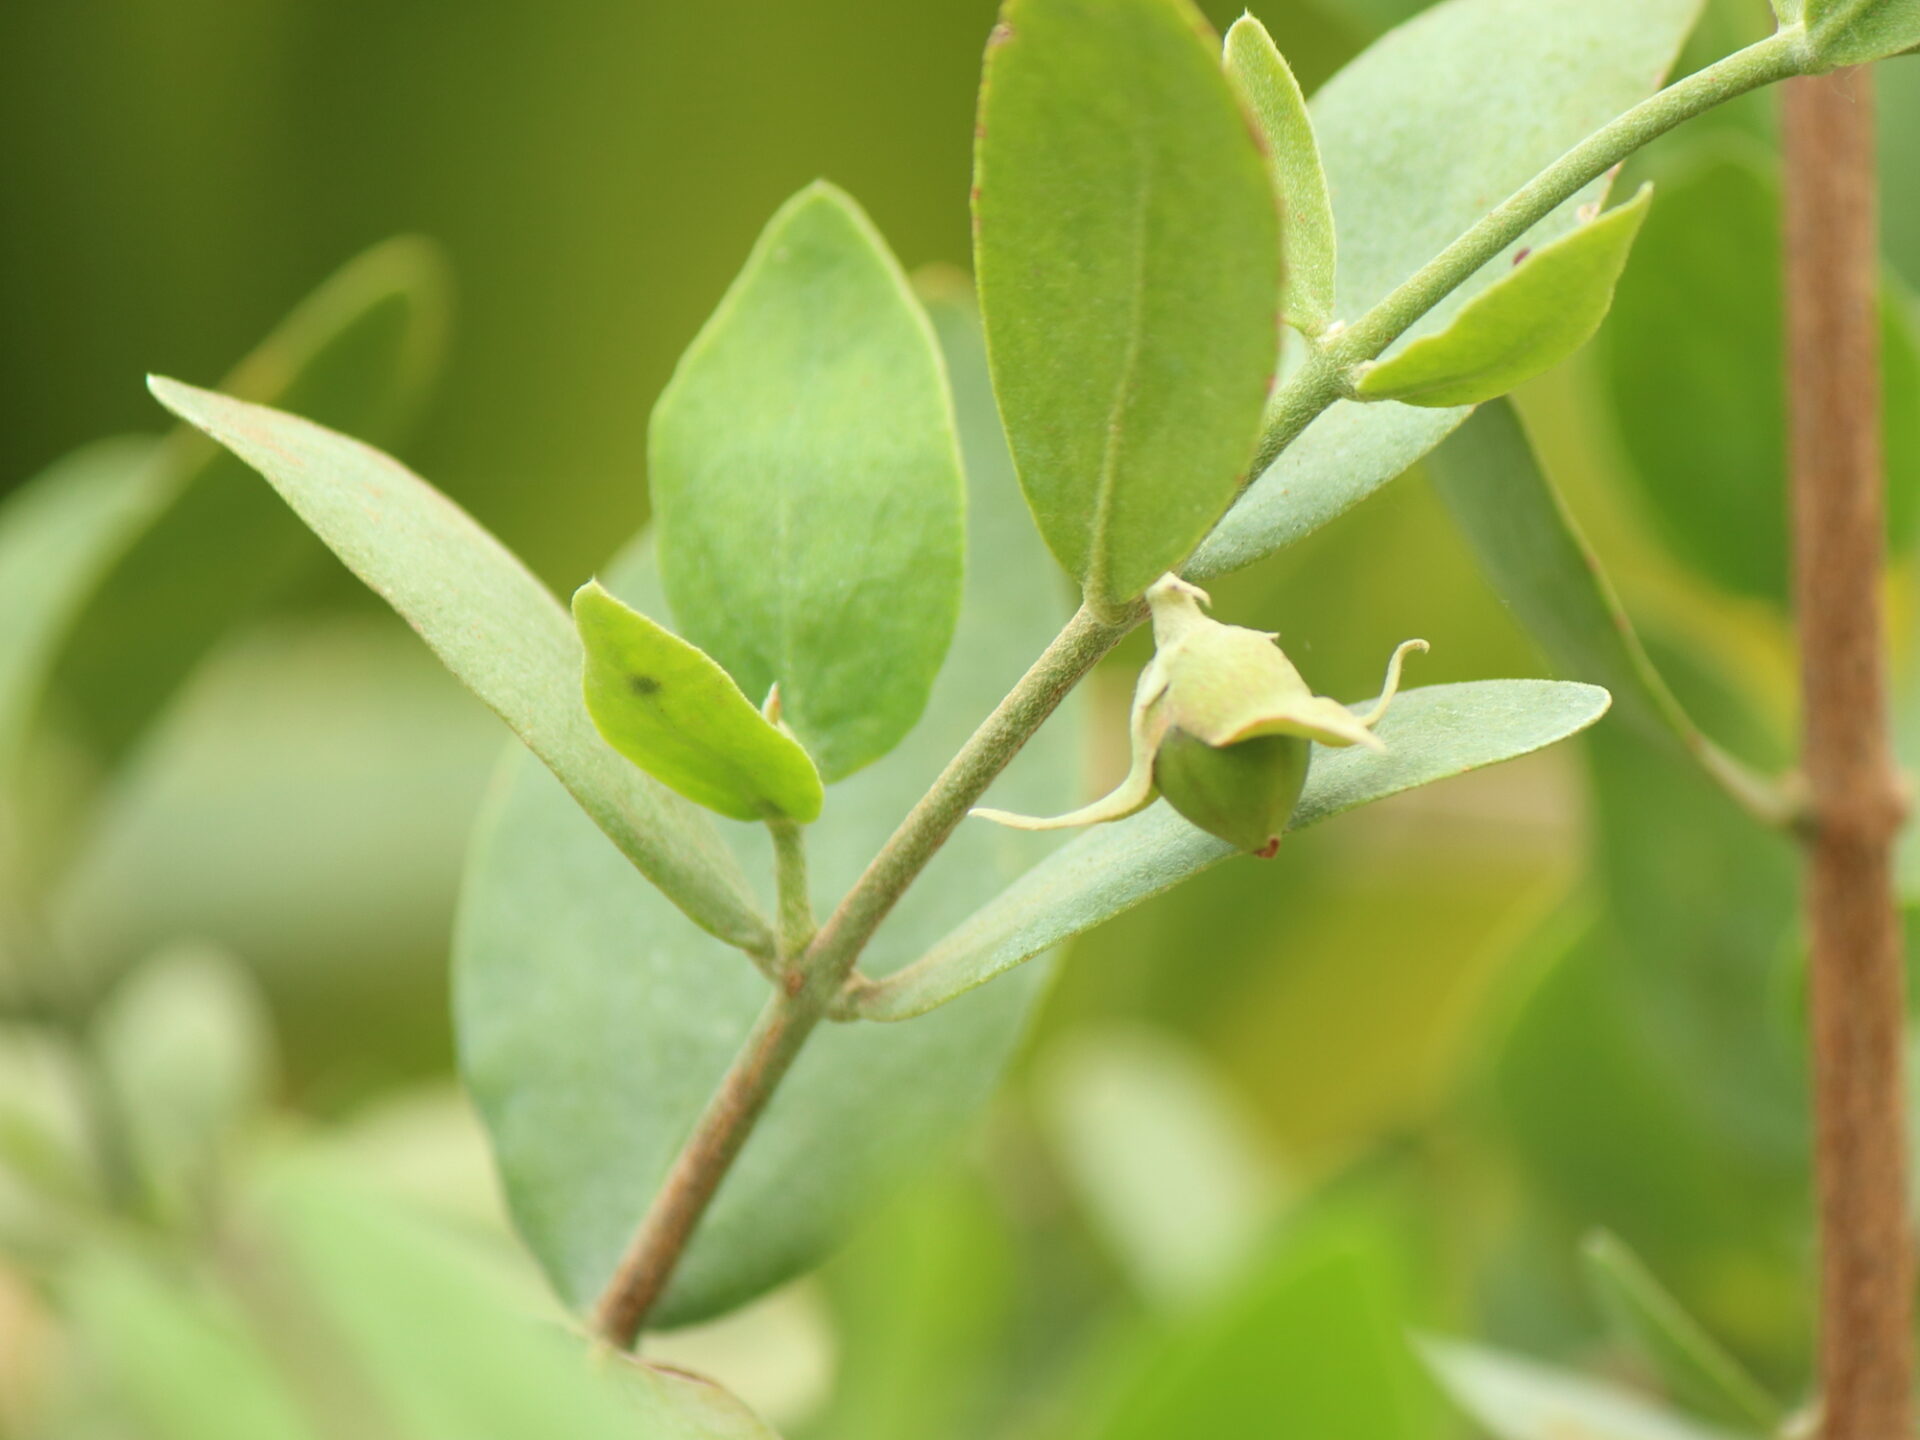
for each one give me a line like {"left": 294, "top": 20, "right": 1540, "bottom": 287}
{"left": 1254, "top": 837, "right": 1281, "bottom": 859}
{"left": 628, "top": 674, "right": 662, "bottom": 697}
{"left": 1512, "top": 247, "right": 1532, "bottom": 265}
{"left": 988, "top": 21, "right": 1015, "bottom": 47}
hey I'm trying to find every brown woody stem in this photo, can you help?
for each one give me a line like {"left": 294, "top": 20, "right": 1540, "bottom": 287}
{"left": 1784, "top": 65, "right": 1914, "bottom": 1440}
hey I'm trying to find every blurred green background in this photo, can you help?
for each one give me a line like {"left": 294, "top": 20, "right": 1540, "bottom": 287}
{"left": 5, "top": 0, "right": 1920, "bottom": 1435}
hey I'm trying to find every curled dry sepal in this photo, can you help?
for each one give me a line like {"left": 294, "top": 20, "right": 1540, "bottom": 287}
{"left": 974, "top": 574, "right": 1425, "bottom": 855}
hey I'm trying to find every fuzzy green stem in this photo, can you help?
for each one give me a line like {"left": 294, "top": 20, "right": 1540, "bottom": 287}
{"left": 767, "top": 820, "right": 816, "bottom": 966}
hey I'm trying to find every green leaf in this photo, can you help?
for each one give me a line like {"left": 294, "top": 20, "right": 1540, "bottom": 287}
{"left": 651, "top": 183, "right": 964, "bottom": 783}
{"left": 456, "top": 283, "right": 1080, "bottom": 1327}
{"left": 1802, "top": 0, "right": 1920, "bottom": 65}
{"left": 974, "top": 0, "right": 1281, "bottom": 612}
{"left": 1603, "top": 143, "right": 1920, "bottom": 602}
{"left": 0, "top": 439, "right": 160, "bottom": 765}
{"left": 47, "top": 238, "right": 449, "bottom": 767}
{"left": 1581, "top": 1231, "right": 1784, "bottom": 1433}
{"left": 574, "top": 582, "right": 822, "bottom": 824}
{"left": 261, "top": 1166, "right": 782, "bottom": 1439}
{"left": 1357, "top": 186, "right": 1651, "bottom": 407}
{"left": 145, "top": 378, "right": 770, "bottom": 958}
{"left": 1037, "top": 1026, "right": 1279, "bottom": 1308}
{"left": 853, "top": 679, "right": 1612, "bottom": 1020}
{"left": 1425, "top": 401, "right": 1775, "bottom": 812}
{"left": 65, "top": 1245, "right": 320, "bottom": 1440}
{"left": 1225, "top": 16, "right": 1336, "bottom": 337}
{"left": 1424, "top": 1339, "right": 1750, "bottom": 1440}
{"left": 1079, "top": 1211, "right": 1437, "bottom": 1440}
{"left": 1191, "top": 0, "right": 1703, "bottom": 579}
{"left": 92, "top": 942, "right": 275, "bottom": 1217}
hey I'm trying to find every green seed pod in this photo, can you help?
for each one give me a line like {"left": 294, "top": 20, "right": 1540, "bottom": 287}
{"left": 973, "top": 573, "right": 1425, "bottom": 853}
{"left": 1153, "top": 728, "right": 1311, "bottom": 857}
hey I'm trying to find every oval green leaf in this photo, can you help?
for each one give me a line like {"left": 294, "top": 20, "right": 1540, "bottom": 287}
{"left": 1191, "top": 0, "right": 1702, "bottom": 579}
{"left": 853, "top": 679, "right": 1612, "bottom": 1021}
{"left": 974, "top": 0, "right": 1281, "bottom": 612}
{"left": 574, "top": 582, "right": 822, "bottom": 824}
{"left": 48, "top": 238, "right": 448, "bottom": 768}
{"left": 456, "top": 285, "right": 1080, "bottom": 1327}
{"left": 1357, "top": 186, "right": 1651, "bottom": 407}
{"left": 1225, "top": 16, "right": 1336, "bottom": 338}
{"left": 1581, "top": 1231, "right": 1784, "bottom": 1433}
{"left": 652, "top": 183, "right": 963, "bottom": 784}
{"left": 1802, "top": 0, "right": 1920, "bottom": 65}
{"left": 145, "top": 378, "right": 770, "bottom": 957}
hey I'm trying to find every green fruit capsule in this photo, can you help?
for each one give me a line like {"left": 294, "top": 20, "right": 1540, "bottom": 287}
{"left": 1153, "top": 728, "right": 1310, "bottom": 857}
{"left": 973, "top": 573, "right": 1425, "bottom": 853}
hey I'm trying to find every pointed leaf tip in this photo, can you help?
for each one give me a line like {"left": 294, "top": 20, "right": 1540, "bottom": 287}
{"left": 573, "top": 582, "right": 823, "bottom": 825}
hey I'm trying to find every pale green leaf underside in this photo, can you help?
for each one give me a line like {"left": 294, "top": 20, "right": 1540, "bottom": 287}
{"left": 975, "top": 0, "right": 1280, "bottom": 611}
{"left": 1581, "top": 1232, "right": 1783, "bottom": 1433}
{"left": 1225, "top": 15, "right": 1336, "bottom": 337}
{"left": 1193, "top": 0, "right": 1701, "bottom": 578}
{"left": 456, "top": 287, "right": 1081, "bottom": 1328}
{"left": 50, "top": 237, "right": 448, "bottom": 768}
{"left": 1803, "top": 0, "right": 1920, "bottom": 65}
{"left": 855, "top": 679, "right": 1611, "bottom": 1021}
{"left": 652, "top": 182, "right": 963, "bottom": 784}
{"left": 1358, "top": 185, "right": 1651, "bottom": 407}
{"left": 146, "top": 378, "right": 769, "bottom": 957}
{"left": 574, "top": 582, "right": 823, "bottom": 824}
{"left": 1424, "top": 1339, "right": 1750, "bottom": 1440}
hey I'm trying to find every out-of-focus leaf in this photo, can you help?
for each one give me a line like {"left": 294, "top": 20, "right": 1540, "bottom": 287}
{"left": 1225, "top": 15, "right": 1336, "bottom": 337}
{"left": 1498, "top": 656, "right": 1807, "bottom": 1368}
{"left": 1425, "top": 1338, "right": 1749, "bottom": 1440}
{"left": 574, "top": 583, "right": 822, "bottom": 824}
{"left": 1603, "top": 144, "right": 1920, "bottom": 602}
{"left": 810, "top": 1170, "right": 1015, "bottom": 1440}
{"left": 145, "top": 378, "right": 770, "bottom": 957}
{"left": 91, "top": 941, "right": 274, "bottom": 1214}
{"left": 0, "top": 439, "right": 160, "bottom": 766}
{"left": 1357, "top": 187, "right": 1651, "bottom": 407}
{"left": 455, "top": 285, "right": 1079, "bottom": 1327}
{"left": 260, "top": 1165, "right": 781, "bottom": 1439}
{"left": 1077, "top": 1213, "right": 1435, "bottom": 1440}
{"left": 1191, "top": 0, "right": 1703, "bottom": 579}
{"left": 1581, "top": 1231, "right": 1784, "bottom": 1432}
{"left": 974, "top": 0, "right": 1279, "bottom": 611}
{"left": 651, "top": 183, "right": 963, "bottom": 782}
{"left": 63, "top": 1244, "right": 318, "bottom": 1440}
{"left": 51, "top": 618, "right": 500, "bottom": 1089}
{"left": 1426, "top": 401, "right": 1777, "bottom": 812}
{"left": 1037, "top": 1025, "right": 1280, "bottom": 1308}
{"left": 853, "top": 680, "right": 1612, "bottom": 1021}
{"left": 49, "top": 238, "right": 448, "bottom": 765}
{"left": 0, "top": 1024, "right": 100, "bottom": 1258}
{"left": 1801, "top": 0, "right": 1920, "bottom": 65}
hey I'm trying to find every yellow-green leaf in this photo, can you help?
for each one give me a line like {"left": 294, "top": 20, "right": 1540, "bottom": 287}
{"left": 574, "top": 582, "right": 822, "bottom": 824}
{"left": 974, "top": 0, "right": 1280, "bottom": 612}
{"left": 651, "top": 183, "right": 963, "bottom": 784}
{"left": 1225, "top": 15, "right": 1335, "bottom": 337}
{"left": 1358, "top": 186, "right": 1651, "bottom": 407}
